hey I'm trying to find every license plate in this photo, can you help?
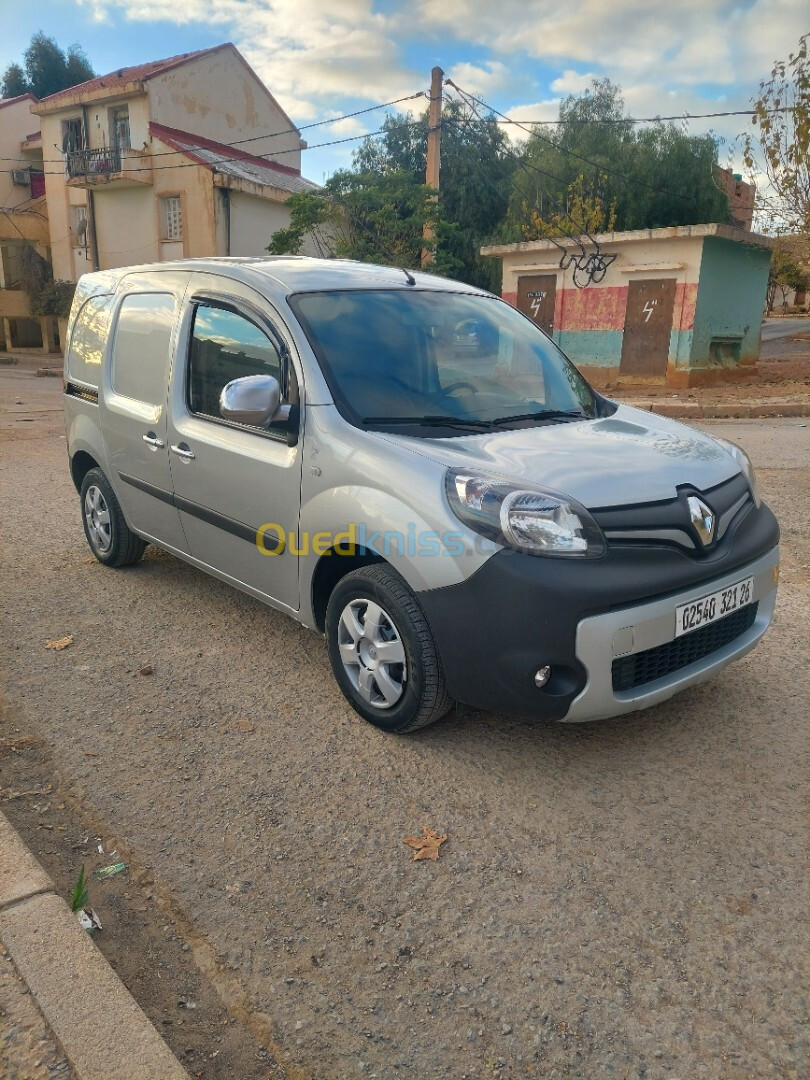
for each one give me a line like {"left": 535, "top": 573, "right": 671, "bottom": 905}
{"left": 675, "top": 577, "right": 754, "bottom": 638}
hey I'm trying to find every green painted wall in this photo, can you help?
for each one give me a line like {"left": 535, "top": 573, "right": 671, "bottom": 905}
{"left": 692, "top": 237, "right": 771, "bottom": 367}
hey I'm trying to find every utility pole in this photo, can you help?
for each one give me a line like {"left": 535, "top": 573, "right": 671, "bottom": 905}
{"left": 421, "top": 66, "right": 443, "bottom": 267}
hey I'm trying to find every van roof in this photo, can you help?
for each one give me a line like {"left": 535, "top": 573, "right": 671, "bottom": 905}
{"left": 78, "top": 257, "right": 490, "bottom": 297}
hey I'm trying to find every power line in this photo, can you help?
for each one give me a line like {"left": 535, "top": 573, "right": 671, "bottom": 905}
{"left": 0, "top": 125, "right": 419, "bottom": 177}
{"left": 454, "top": 106, "right": 797, "bottom": 127}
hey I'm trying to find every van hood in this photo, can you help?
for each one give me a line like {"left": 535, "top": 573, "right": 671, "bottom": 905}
{"left": 372, "top": 404, "right": 739, "bottom": 509}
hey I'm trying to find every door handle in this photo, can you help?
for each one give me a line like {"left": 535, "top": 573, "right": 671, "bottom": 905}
{"left": 142, "top": 432, "right": 165, "bottom": 449}
{"left": 171, "top": 443, "right": 195, "bottom": 461}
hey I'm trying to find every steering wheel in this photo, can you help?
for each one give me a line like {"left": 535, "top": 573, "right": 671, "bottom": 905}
{"left": 432, "top": 381, "right": 478, "bottom": 401}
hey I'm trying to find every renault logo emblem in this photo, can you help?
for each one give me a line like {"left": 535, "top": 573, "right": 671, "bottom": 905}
{"left": 687, "top": 495, "right": 716, "bottom": 546}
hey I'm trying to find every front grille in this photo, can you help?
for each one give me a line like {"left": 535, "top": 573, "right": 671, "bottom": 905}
{"left": 612, "top": 602, "right": 759, "bottom": 692}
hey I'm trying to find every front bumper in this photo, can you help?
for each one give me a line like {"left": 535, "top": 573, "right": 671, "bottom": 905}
{"left": 417, "top": 500, "right": 780, "bottom": 721}
{"left": 563, "top": 545, "right": 778, "bottom": 722}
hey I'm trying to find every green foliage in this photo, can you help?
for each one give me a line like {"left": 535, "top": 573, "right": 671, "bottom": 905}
{"left": 1, "top": 63, "right": 28, "bottom": 98}
{"left": 767, "top": 242, "right": 810, "bottom": 312}
{"left": 270, "top": 99, "right": 514, "bottom": 288}
{"left": 744, "top": 32, "right": 810, "bottom": 243}
{"left": 70, "top": 864, "right": 89, "bottom": 914}
{"left": 1, "top": 32, "right": 94, "bottom": 100}
{"left": 353, "top": 99, "right": 516, "bottom": 290}
{"left": 521, "top": 173, "right": 617, "bottom": 240}
{"left": 33, "top": 279, "right": 76, "bottom": 317}
{"left": 506, "top": 79, "right": 729, "bottom": 240}
{"left": 268, "top": 169, "right": 445, "bottom": 272}
{"left": 16, "top": 242, "right": 75, "bottom": 316}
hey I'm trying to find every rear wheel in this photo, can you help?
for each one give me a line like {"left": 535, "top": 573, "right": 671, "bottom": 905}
{"left": 325, "top": 565, "right": 452, "bottom": 733}
{"left": 80, "top": 468, "right": 147, "bottom": 567}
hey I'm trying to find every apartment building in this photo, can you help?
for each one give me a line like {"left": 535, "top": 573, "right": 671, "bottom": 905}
{"left": 0, "top": 93, "right": 57, "bottom": 351}
{"left": 31, "top": 43, "right": 318, "bottom": 282}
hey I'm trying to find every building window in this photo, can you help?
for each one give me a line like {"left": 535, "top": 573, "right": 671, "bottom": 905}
{"left": 160, "top": 196, "right": 183, "bottom": 242}
{"left": 109, "top": 106, "right": 131, "bottom": 151}
{"left": 71, "top": 206, "right": 88, "bottom": 248}
{"left": 61, "top": 117, "right": 84, "bottom": 153}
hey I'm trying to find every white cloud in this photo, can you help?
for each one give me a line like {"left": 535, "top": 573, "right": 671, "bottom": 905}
{"left": 416, "top": 0, "right": 808, "bottom": 90}
{"left": 77, "top": 0, "right": 422, "bottom": 122}
{"left": 327, "top": 116, "right": 371, "bottom": 137}
{"left": 550, "top": 70, "right": 598, "bottom": 95}
{"left": 500, "top": 99, "right": 561, "bottom": 143}
{"left": 445, "top": 60, "right": 508, "bottom": 96}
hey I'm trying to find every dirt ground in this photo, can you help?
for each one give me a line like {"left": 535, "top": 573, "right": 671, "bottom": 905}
{"left": 0, "top": 369, "right": 807, "bottom": 1080}
{"left": 607, "top": 331, "right": 810, "bottom": 405}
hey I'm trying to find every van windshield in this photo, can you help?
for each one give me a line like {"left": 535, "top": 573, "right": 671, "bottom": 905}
{"left": 290, "top": 289, "right": 600, "bottom": 436}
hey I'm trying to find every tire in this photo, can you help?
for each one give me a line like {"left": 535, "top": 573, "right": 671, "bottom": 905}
{"left": 80, "top": 468, "right": 147, "bottom": 568}
{"left": 325, "top": 565, "right": 452, "bottom": 733}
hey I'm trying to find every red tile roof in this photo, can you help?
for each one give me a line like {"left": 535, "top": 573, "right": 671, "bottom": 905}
{"left": 149, "top": 121, "right": 318, "bottom": 195}
{"left": 36, "top": 45, "right": 231, "bottom": 106}
{"left": 0, "top": 93, "right": 37, "bottom": 109}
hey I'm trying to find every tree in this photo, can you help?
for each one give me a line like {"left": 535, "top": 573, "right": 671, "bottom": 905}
{"left": 520, "top": 173, "right": 617, "bottom": 241}
{"left": 1, "top": 63, "right": 28, "bottom": 98}
{"left": 270, "top": 98, "right": 513, "bottom": 287}
{"left": 766, "top": 242, "right": 810, "bottom": 312}
{"left": 352, "top": 98, "right": 516, "bottom": 289}
{"left": 744, "top": 33, "right": 810, "bottom": 243}
{"left": 506, "top": 79, "right": 729, "bottom": 240}
{"left": 267, "top": 169, "right": 462, "bottom": 275}
{"left": 1, "top": 32, "right": 94, "bottom": 100}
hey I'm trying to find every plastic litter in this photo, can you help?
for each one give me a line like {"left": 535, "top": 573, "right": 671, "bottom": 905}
{"left": 96, "top": 861, "right": 126, "bottom": 879}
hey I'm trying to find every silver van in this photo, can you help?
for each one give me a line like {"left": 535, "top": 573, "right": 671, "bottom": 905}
{"left": 64, "top": 258, "right": 779, "bottom": 732}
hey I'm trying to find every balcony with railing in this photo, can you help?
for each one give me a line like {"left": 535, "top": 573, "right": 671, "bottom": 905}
{"left": 66, "top": 146, "right": 152, "bottom": 187}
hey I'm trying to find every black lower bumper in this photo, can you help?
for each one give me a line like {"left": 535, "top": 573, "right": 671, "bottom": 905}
{"left": 418, "top": 502, "right": 780, "bottom": 720}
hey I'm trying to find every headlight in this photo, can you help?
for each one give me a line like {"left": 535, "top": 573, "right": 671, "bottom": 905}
{"left": 711, "top": 436, "right": 761, "bottom": 507}
{"left": 446, "top": 470, "right": 605, "bottom": 557}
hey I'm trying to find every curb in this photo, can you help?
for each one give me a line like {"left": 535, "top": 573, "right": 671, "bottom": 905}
{"left": 616, "top": 400, "right": 810, "bottom": 420}
{"left": 0, "top": 812, "right": 190, "bottom": 1080}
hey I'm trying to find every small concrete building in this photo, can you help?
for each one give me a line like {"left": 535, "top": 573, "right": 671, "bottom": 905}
{"left": 482, "top": 224, "right": 773, "bottom": 388}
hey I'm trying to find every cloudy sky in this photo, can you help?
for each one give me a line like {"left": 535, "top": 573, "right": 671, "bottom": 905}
{"left": 2, "top": 0, "right": 806, "bottom": 181}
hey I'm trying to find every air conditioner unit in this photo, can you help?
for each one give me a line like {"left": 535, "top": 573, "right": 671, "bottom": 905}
{"left": 11, "top": 169, "right": 29, "bottom": 186}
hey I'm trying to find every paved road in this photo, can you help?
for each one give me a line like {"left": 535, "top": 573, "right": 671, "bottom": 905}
{"left": 1, "top": 369, "right": 807, "bottom": 1080}
{"left": 761, "top": 317, "right": 810, "bottom": 340}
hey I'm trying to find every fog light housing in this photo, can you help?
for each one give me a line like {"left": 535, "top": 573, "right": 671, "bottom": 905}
{"left": 534, "top": 665, "right": 552, "bottom": 688}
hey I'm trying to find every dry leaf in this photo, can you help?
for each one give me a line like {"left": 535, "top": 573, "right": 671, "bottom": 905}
{"left": 236, "top": 719, "right": 255, "bottom": 733}
{"left": 403, "top": 826, "right": 447, "bottom": 862}
{"left": 45, "top": 636, "right": 73, "bottom": 651}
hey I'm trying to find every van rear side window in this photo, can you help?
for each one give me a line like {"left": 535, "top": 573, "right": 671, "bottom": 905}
{"left": 67, "top": 294, "right": 114, "bottom": 388}
{"left": 112, "top": 293, "right": 176, "bottom": 404}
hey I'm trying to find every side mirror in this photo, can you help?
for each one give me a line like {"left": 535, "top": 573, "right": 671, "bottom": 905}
{"left": 219, "top": 375, "right": 284, "bottom": 427}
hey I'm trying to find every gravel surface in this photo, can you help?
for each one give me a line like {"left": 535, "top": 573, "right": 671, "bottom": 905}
{"left": 0, "top": 370, "right": 807, "bottom": 1079}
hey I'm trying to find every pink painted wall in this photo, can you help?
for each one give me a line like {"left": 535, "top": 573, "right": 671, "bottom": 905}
{"left": 501, "top": 282, "right": 698, "bottom": 332}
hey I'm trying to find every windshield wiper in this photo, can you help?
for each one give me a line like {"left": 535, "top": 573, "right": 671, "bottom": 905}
{"left": 362, "top": 414, "right": 492, "bottom": 432}
{"left": 490, "top": 409, "right": 588, "bottom": 426}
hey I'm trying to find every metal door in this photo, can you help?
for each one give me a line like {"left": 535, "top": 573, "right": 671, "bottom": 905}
{"left": 516, "top": 274, "right": 557, "bottom": 336}
{"left": 166, "top": 273, "right": 304, "bottom": 611}
{"left": 619, "top": 278, "right": 676, "bottom": 377}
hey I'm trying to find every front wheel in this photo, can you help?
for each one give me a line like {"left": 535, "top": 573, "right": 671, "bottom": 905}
{"left": 325, "top": 565, "right": 452, "bottom": 733}
{"left": 80, "top": 468, "right": 147, "bottom": 567}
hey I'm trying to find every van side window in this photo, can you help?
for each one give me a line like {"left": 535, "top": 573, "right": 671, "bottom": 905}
{"left": 112, "top": 293, "right": 176, "bottom": 403}
{"left": 67, "top": 294, "right": 114, "bottom": 388}
{"left": 188, "top": 305, "right": 282, "bottom": 422}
